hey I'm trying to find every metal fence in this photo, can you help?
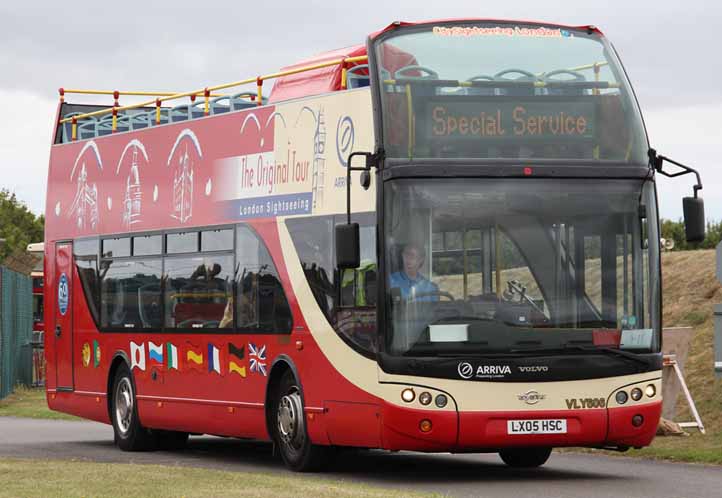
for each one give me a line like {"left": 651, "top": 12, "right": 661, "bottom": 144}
{"left": 0, "top": 266, "right": 34, "bottom": 399}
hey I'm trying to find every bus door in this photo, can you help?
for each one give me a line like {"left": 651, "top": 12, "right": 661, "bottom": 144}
{"left": 54, "top": 242, "right": 74, "bottom": 389}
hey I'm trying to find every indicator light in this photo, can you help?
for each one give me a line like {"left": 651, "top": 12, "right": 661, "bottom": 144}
{"left": 615, "top": 391, "right": 628, "bottom": 404}
{"left": 631, "top": 388, "right": 643, "bottom": 401}
{"left": 645, "top": 384, "right": 656, "bottom": 398}
{"left": 419, "top": 419, "right": 432, "bottom": 432}
{"left": 523, "top": 166, "right": 533, "bottom": 176}
{"left": 632, "top": 414, "right": 644, "bottom": 427}
{"left": 419, "top": 392, "right": 432, "bottom": 406}
{"left": 401, "top": 388, "right": 415, "bottom": 403}
{"left": 435, "top": 394, "right": 448, "bottom": 408}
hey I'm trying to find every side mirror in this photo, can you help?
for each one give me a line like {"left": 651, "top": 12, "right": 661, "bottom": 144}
{"left": 683, "top": 196, "right": 705, "bottom": 243}
{"left": 336, "top": 223, "right": 360, "bottom": 269}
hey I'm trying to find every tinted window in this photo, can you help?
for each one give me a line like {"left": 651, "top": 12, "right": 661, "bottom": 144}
{"left": 164, "top": 255, "right": 234, "bottom": 329}
{"left": 102, "top": 237, "right": 130, "bottom": 258}
{"left": 285, "top": 216, "right": 335, "bottom": 320}
{"left": 202, "top": 229, "right": 233, "bottom": 252}
{"left": 101, "top": 259, "right": 162, "bottom": 329}
{"left": 167, "top": 232, "right": 198, "bottom": 254}
{"left": 287, "top": 215, "right": 378, "bottom": 355}
{"left": 236, "top": 225, "right": 292, "bottom": 333}
{"left": 74, "top": 238, "right": 100, "bottom": 325}
{"left": 133, "top": 235, "right": 162, "bottom": 256}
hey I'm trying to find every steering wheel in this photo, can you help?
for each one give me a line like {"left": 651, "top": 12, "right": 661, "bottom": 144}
{"left": 407, "top": 290, "right": 455, "bottom": 302}
{"left": 494, "top": 68, "right": 536, "bottom": 80}
{"left": 543, "top": 69, "right": 585, "bottom": 82}
{"left": 394, "top": 65, "right": 439, "bottom": 79}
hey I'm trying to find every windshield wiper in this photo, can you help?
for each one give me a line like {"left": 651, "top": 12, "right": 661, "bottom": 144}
{"left": 509, "top": 344, "right": 651, "bottom": 366}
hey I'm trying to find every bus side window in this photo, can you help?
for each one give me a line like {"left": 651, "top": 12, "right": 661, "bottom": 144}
{"left": 163, "top": 254, "right": 233, "bottom": 330}
{"left": 236, "top": 225, "right": 292, "bottom": 334}
{"left": 336, "top": 222, "right": 378, "bottom": 354}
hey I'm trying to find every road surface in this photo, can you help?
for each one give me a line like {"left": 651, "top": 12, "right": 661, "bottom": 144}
{"left": 1, "top": 417, "right": 720, "bottom": 498}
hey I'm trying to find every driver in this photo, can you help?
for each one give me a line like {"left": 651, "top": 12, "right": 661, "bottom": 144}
{"left": 389, "top": 242, "right": 438, "bottom": 301}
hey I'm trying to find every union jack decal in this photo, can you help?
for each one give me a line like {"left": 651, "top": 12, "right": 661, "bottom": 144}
{"left": 249, "top": 343, "right": 267, "bottom": 376}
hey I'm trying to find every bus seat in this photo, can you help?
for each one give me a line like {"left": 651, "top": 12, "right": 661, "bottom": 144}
{"left": 61, "top": 112, "right": 85, "bottom": 143}
{"left": 96, "top": 115, "right": 115, "bottom": 137}
{"left": 130, "top": 112, "right": 151, "bottom": 130}
{"left": 466, "top": 75, "right": 495, "bottom": 96}
{"left": 494, "top": 69, "right": 538, "bottom": 96}
{"left": 210, "top": 96, "right": 231, "bottom": 115}
{"left": 115, "top": 114, "right": 130, "bottom": 133}
{"left": 230, "top": 92, "right": 257, "bottom": 111}
{"left": 189, "top": 101, "right": 206, "bottom": 119}
{"left": 543, "top": 70, "right": 587, "bottom": 96}
{"left": 145, "top": 108, "right": 170, "bottom": 126}
{"left": 77, "top": 118, "right": 98, "bottom": 140}
{"left": 170, "top": 104, "right": 190, "bottom": 122}
{"left": 347, "top": 64, "right": 370, "bottom": 89}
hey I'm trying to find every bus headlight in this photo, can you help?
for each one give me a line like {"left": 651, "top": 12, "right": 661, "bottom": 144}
{"left": 401, "top": 388, "right": 415, "bottom": 403}
{"left": 435, "top": 394, "right": 448, "bottom": 408}
{"left": 645, "top": 384, "right": 656, "bottom": 398}
{"left": 419, "top": 392, "right": 432, "bottom": 406}
{"left": 631, "top": 388, "right": 643, "bottom": 401}
{"left": 615, "top": 391, "right": 628, "bottom": 404}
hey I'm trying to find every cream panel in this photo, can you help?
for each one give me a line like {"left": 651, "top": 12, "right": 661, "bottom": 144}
{"left": 278, "top": 219, "right": 661, "bottom": 412}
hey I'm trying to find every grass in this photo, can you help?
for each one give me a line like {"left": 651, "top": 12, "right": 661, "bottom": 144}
{"left": 0, "top": 459, "right": 437, "bottom": 498}
{"left": 0, "top": 385, "right": 78, "bottom": 420}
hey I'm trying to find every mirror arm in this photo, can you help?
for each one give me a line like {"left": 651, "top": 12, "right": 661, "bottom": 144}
{"left": 345, "top": 150, "right": 383, "bottom": 223}
{"left": 649, "top": 148, "right": 703, "bottom": 198}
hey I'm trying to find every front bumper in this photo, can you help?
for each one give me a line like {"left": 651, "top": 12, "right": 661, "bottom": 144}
{"left": 380, "top": 399, "right": 662, "bottom": 451}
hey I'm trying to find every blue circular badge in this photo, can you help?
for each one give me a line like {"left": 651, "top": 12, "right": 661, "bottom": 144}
{"left": 58, "top": 273, "right": 69, "bottom": 316}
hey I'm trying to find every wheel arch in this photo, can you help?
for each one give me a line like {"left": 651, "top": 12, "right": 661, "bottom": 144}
{"left": 106, "top": 350, "right": 131, "bottom": 422}
{"left": 264, "top": 355, "right": 304, "bottom": 440}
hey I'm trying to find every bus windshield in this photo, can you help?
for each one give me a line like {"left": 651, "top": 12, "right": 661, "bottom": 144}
{"left": 374, "top": 22, "right": 648, "bottom": 164}
{"left": 384, "top": 178, "right": 660, "bottom": 357}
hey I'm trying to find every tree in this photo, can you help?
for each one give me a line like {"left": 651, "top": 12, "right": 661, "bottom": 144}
{"left": 0, "top": 190, "right": 44, "bottom": 262}
{"left": 660, "top": 218, "right": 722, "bottom": 251}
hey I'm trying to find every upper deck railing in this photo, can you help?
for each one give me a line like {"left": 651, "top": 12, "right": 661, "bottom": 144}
{"left": 58, "top": 56, "right": 609, "bottom": 144}
{"left": 58, "top": 55, "right": 369, "bottom": 142}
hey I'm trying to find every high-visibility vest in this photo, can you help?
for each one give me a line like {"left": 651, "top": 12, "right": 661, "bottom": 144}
{"left": 341, "top": 260, "right": 376, "bottom": 306}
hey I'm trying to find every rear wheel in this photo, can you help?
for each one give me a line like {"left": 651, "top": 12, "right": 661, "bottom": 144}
{"left": 111, "top": 363, "right": 156, "bottom": 451}
{"left": 272, "top": 370, "right": 331, "bottom": 472}
{"left": 499, "top": 447, "right": 552, "bottom": 468}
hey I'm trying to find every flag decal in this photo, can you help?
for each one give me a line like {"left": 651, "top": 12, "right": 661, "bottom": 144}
{"left": 130, "top": 342, "right": 146, "bottom": 371}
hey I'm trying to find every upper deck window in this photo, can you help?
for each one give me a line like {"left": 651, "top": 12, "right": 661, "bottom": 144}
{"left": 374, "top": 22, "right": 648, "bottom": 164}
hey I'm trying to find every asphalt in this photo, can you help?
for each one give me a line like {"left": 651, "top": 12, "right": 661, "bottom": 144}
{"left": 1, "top": 417, "right": 720, "bottom": 498}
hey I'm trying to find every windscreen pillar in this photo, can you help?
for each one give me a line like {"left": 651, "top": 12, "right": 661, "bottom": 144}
{"left": 714, "top": 242, "right": 722, "bottom": 378}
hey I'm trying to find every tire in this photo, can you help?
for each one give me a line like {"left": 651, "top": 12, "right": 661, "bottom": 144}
{"left": 111, "top": 363, "right": 156, "bottom": 451}
{"left": 156, "top": 430, "right": 189, "bottom": 451}
{"left": 271, "top": 370, "right": 331, "bottom": 472}
{"left": 499, "top": 447, "right": 552, "bottom": 468}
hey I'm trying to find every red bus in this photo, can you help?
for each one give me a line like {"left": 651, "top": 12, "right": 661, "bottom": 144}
{"left": 45, "top": 19, "right": 705, "bottom": 471}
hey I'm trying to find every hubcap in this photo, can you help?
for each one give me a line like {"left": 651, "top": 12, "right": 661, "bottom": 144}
{"left": 277, "top": 390, "right": 305, "bottom": 451}
{"left": 114, "top": 377, "right": 133, "bottom": 436}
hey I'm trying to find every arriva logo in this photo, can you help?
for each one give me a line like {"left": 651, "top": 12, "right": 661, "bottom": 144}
{"left": 458, "top": 362, "right": 474, "bottom": 379}
{"left": 457, "top": 363, "right": 512, "bottom": 379}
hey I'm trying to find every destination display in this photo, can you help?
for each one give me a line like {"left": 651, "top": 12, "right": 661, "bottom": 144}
{"left": 427, "top": 100, "right": 596, "bottom": 141}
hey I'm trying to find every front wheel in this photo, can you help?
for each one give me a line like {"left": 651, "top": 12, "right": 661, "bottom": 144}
{"left": 111, "top": 363, "right": 156, "bottom": 451}
{"left": 499, "top": 447, "right": 552, "bottom": 468}
{"left": 272, "top": 371, "right": 332, "bottom": 472}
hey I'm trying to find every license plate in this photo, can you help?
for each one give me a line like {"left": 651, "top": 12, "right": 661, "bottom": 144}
{"left": 507, "top": 419, "right": 567, "bottom": 435}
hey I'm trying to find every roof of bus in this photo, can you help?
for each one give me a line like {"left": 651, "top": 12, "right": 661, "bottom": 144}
{"left": 269, "top": 19, "right": 602, "bottom": 103}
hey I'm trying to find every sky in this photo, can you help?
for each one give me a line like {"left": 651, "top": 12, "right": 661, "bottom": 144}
{"left": 0, "top": 1, "right": 720, "bottom": 221}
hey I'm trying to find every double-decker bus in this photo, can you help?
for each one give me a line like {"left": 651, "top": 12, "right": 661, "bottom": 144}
{"left": 45, "top": 19, "right": 705, "bottom": 471}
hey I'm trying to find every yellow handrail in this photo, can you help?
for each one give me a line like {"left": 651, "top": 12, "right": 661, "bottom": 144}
{"left": 60, "top": 89, "right": 226, "bottom": 98}
{"left": 59, "top": 55, "right": 370, "bottom": 130}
